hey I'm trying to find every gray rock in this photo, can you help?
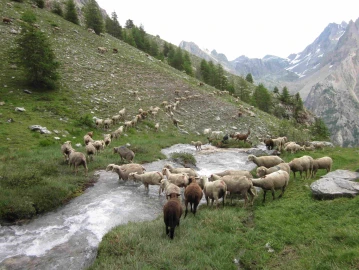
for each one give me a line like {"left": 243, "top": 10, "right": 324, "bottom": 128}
{"left": 15, "top": 107, "right": 26, "bottom": 112}
{"left": 29, "top": 125, "right": 52, "bottom": 134}
{"left": 23, "top": 90, "right": 32, "bottom": 94}
{"left": 310, "top": 170, "right": 359, "bottom": 199}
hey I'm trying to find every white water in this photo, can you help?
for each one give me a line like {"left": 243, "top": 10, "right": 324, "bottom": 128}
{"left": 0, "top": 144, "right": 256, "bottom": 270}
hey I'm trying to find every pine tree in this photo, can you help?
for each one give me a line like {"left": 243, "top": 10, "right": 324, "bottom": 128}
{"left": 84, "top": 0, "right": 104, "bottom": 34}
{"left": 105, "top": 12, "right": 122, "bottom": 39}
{"left": 199, "top": 59, "right": 210, "bottom": 84}
{"left": 273, "top": 86, "right": 279, "bottom": 94}
{"left": 280, "top": 86, "right": 291, "bottom": 103}
{"left": 311, "top": 118, "right": 330, "bottom": 140}
{"left": 251, "top": 84, "right": 272, "bottom": 112}
{"left": 245, "top": 73, "right": 254, "bottom": 83}
{"left": 182, "top": 52, "right": 193, "bottom": 76}
{"left": 238, "top": 78, "right": 251, "bottom": 103}
{"left": 13, "top": 21, "right": 60, "bottom": 89}
{"left": 125, "top": 19, "right": 134, "bottom": 29}
{"left": 64, "top": 0, "right": 79, "bottom": 25}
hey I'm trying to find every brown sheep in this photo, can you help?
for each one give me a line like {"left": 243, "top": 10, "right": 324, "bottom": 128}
{"left": 2, "top": 17, "right": 12, "bottom": 24}
{"left": 163, "top": 193, "right": 183, "bottom": 239}
{"left": 230, "top": 128, "right": 250, "bottom": 143}
{"left": 113, "top": 146, "right": 135, "bottom": 163}
{"left": 113, "top": 48, "right": 118, "bottom": 53}
{"left": 184, "top": 177, "right": 203, "bottom": 218}
{"left": 264, "top": 138, "right": 274, "bottom": 150}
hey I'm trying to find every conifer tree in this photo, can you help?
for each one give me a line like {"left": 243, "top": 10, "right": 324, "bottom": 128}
{"left": 245, "top": 73, "right": 254, "bottom": 83}
{"left": 199, "top": 59, "right": 210, "bottom": 84}
{"left": 252, "top": 84, "right": 272, "bottom": 112}
{"left": 84, "top": 0, "right": 104, "bottom": 34}
{"left": 280, "top": 86, "right": 291, "bottom": 103}
{"left": 125, "top": 19, "right": 135, "bottom": 29}
{"left": 273, "top": 86, "right": 279, "bottom": 94}
{"left": 13, "top": 19, "right": 60, "bottom": 89}
{"left": 64, "top": 0, "right": 79, "bottom": 25}
{"left": 238, "top": 79, "right": 251, "bottom": 103}
{"left": 182, "top": 52, "right": 193, "bottom": 76}
{"left": 105, "top": 12, "right": 122, "bottom": 39}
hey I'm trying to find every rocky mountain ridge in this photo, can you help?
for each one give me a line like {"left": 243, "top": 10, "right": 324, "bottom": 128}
{"left": 180, "top": 18, "right": 359, "bottom": 147}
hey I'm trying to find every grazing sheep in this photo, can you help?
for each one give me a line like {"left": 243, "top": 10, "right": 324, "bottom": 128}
{"left": 103, "top": 134, "right": 111, "bottom": 147}
{"left": 97, "top": 47, "right": 107, "bottom": 53}
{"left": 163, "top": 193, "right": 183, "bottom": 239}
{"left": 113, "top": 146, "right": 135, "bottom": 163}
{"left": 128, "top": 171, "right": 163, "bottom": 193}
{"left": 272, "top": 138, "right": 285, "bottom": 151}
{"left": 92, "top": 140, "right": 105, "bottom": 153}
{"left": 312, "top": 156, "right": 333, "bottom": 177}
{"left": 3, "top": 17, "right": 12, "bottom": 24}
{"left": 288, "top": 155, "right": 314, "bottom": 179}
{"left": 191, "top": 141, "right": 202, "bottom": 151}
{"left": 83, "top": 134, "right": 94, "bottom": 145}
{"left": 111, "top": 163, "right": 146, "bottom": 181}
{"left": 212, "top": 175, "right": 256, "bottom": 207}
{"left": 256, "top": 163, "right": 291, "bottom": 178}
{"left": 247, "top": 154, "right": 284, "bottom": 168}
{"left": 85, "top": 142, "right": 97, "bottom": 161}
{"left": 203, "top": 128, "right": 212, "bottom": 135}
{"left": 155, "top": 123, "right": 160, "bottom": 132}
{"left": 118, "top": 108, "right": 126, "bottom": 120}
{"left": 68, "top": 149, "right": 88, "bottom": 176}
{"left": 162, "top": 168, "right": 189, "bottom": 188}
{"left": 95, "top": 118, "right": 104, "bottom": 128}
{"left": 263, "top": 138, "right": 274, "bottom": 150}
{"left": 184, "top": 177, "right": 203, "bottom": 218}
{"left": 111, "top": 115, "right": 121, "bottom": 124}
{"left": 103, "top": 118, "right": 113, "bottom": 130}
{"left": 251, "top": 170, "right": 290, "bottom": 203}
{"left": 163, "top": 164, "right": 198, "bottom": 177}
{"left": 87, "top": 131, "right": 94, "bottom": 138}
{"left": 209, "top": 170, "right": 253, "bottom": 181}
{"left": 284, "top": 142, "right": 304, "bottom": 154}
{"left": 230, "top": 128, "right": 250, "bottom": 143}
{"left": 199, "top": 176, "right": 227, "bottom": 208}
{"left": 210, "top": 130, "right": 224, "bottom": 139}
{"left": 111, "top": 126, "right": 124, "bottom": 139}
{"left": 160, "top": 179, "right": 181, "bottom": 200}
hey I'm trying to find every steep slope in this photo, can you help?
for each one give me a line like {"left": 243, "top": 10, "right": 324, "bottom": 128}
{"left": 0, "top": 0, "right": 294, "bottom": 151}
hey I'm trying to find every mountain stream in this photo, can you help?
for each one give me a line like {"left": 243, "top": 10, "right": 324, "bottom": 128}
{"left": 0, "top": 144, "right": 256, "bottom": 270}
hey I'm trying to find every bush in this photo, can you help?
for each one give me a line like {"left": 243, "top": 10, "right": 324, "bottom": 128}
{"left": 170, "top": 152, "right": 196, "bottom": 166}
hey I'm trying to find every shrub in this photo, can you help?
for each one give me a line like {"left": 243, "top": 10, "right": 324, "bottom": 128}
{"left": 170, "top": 152, "right": 196, "bottom": 166}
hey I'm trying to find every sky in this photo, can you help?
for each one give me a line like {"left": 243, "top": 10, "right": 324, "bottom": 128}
{"left": 95, "top": 0, "right": 359, "bottom": 61}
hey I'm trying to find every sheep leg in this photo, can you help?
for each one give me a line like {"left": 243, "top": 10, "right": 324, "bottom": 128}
{"left": 206, "top": 196, "right": 209, "bottom": 206}
{"left": 169, "top": 227, "right": 175, "bottom": 239}
{"left": 271, "top": 189, "right": 276, "bottom": 201}
{"left": 184, "top": 201, "right": 189, "bottom": 218}
{"left": 262, "top": 190, "right": 267, "bottom": 203}
{"left": 279, "top": 186, "right": 285, "bottom": 198}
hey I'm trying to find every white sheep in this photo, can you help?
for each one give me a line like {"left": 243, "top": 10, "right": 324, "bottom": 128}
{"left": 103, "top": 118, "right": 113, "bottom": 130}
{"left": 83, "top": 134, "right": 94, "bottom": 146}
{"left": 312, "top": 156, "right": 333, "bottom": 177}
{"left": 284, "top": 142, "right": 304, "bottom": 154}
{"left": 118, "top": 108, "right": 126, "bottom": 120}
{"left": 92, "top": 140, "right": 105, "bottom": 153}
{"left": 203, "top": 128, "right": 212, "bottom": 135}
{"left": 162, "top": 168, "right": 189, "bottom": 188}
{"left": 209, "top": 170, "right": 253, "bottom": 181}
{"left": 85, "top": 142, "right": 97, "bottom": 161}
{"left": 288, "top": 155, "right": 314, "bottom": 179}
{"left": 247, "top": 154, "right": 284, "bottom": 168}
{"left": 199, "top": 176, "right": 227, "bottom": 208}
{"left": 210, "top": 130, "right": 224, "bottom": 139}
{"left": 95, "top": 118, "right": 104, "bottom": 128}
{"left": 68, "top": 149, "right": 88, "bottom": 176}
{"left": 211, "top": 174, "right": 256, "bottom": 207}
{"left": 155, "top": 123, "right": 160, "bottom": 132}
{"left": 61, "top": 141, "right": 73, "bottom": 161}
{"left": 272, "top": 137, "right": 285, "bottom": 151}
{"left": 111, "top": 115, "right": 121, "bottom": 124}
{"left": 160, "top": 178, "right": 181, "bottom": 200}
{"left": 128, "top": 171, "right": 163, "bottom": 194}
{"left": 256, "top": 163, "right": 291, "bottom": 178}
{"left": 109, "top": 163, "right": 146, "bottom": 181}
{"left": 103, "top": 134, "right": 111, "bottom": 147}
{"left": 191, "top": 141, "right": 202, "bottom": 151}
{"left": 163, "top": 164, "right": 198, "bottom": 178}
{"left": 251, "top": 170, "right": 289, "bottom": 203}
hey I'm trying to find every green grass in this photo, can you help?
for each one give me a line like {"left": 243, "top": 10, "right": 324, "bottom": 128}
{"left": 89, "top": 147, "right": 359, "bottom": 270}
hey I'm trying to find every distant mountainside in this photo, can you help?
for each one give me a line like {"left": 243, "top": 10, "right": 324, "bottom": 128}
{"left": 180, "top": 19, "right": 359, "bottom": 147}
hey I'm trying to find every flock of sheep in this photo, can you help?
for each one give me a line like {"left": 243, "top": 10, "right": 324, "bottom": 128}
{"left": 60, "top": 109, "right": 333, "bottom": 240}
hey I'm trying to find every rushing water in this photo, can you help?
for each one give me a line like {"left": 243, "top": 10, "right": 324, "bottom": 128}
{"left": 0, "top": 144, "right": 256, "bottom": 270}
